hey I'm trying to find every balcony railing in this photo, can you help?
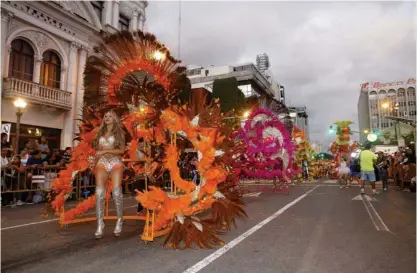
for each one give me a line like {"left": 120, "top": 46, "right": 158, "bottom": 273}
{"left": 2, "top": 78, "right": 72, "bottom": 110}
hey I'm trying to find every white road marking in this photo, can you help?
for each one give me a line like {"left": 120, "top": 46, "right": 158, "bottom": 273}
{"left": 1, "top": 205, "right": 138, "bottom": 231}
{"left": 242, "top": 192, "right": 262, "bottom": 197}
{"left": 324, "top": 180, "right": 338, "bottom": 184}
{"left": 182, "top": 185, "right": 320, "bottom": 273}
{"left": 352, "top": 194, "right": 376, "bottom": 202}
{"left": 361, "top": 195, "right": 390, "bottom": 232}
{"left": 352, "top": 194, "right": 390, "bottom": 232}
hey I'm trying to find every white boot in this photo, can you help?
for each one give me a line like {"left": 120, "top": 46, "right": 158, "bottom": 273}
{"left": 94, "top": 186, "right": 105, "bottom": 239}
{"left": 112, "top": 187, "right": 123, "bottom": 237}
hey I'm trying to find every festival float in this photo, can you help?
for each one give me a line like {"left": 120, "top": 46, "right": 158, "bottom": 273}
{"left": 232, "top": 108, "right": 297, "bottom": 193}
{"left": 329, "top": 120, "right": 358, "bottom": 178}
{"left": 46, "top": 30, "right": 248, "bottom": 249}
{"left": 292, "top": 127, "right": 314, "bottom": 182}
{"left": 329, "top": 120, "right": 358, "bottom": 163}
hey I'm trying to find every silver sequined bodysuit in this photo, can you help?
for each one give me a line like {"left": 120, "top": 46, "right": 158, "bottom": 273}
{"left": 96, "top": 136, "right": 123, "bottom": 173}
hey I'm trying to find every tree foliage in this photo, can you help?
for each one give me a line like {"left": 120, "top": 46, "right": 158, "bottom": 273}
{"left": 212, "top": 77, "right": 246, "bottom": 114}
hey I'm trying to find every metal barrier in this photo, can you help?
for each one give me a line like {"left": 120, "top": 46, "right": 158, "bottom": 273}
{"left": 1, "top": 165, "right": 63, "bottom": 205}
{"left": 392, "top": 163, "right": 416, "bottom": 189}
{"left": 1, "top": 166, "right": 100, "bottom": 205}
{"left": 1, "top": 162, "right": 198, "bottom": 206}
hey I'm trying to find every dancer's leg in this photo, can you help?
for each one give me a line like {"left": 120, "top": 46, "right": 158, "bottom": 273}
{"left": 111, "top": 167, "right": 124, "bottom": 236}
{"left": 95, "top": 167, "right": 108, "bottom": 238}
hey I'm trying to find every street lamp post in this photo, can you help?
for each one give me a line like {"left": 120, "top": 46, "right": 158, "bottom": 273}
{"left": 13, "top": 98, "right": 27, "bottom": 155}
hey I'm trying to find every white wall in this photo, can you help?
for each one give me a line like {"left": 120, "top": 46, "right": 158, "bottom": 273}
{"left": 1, "top": 99, "right": 65, "bottom": 130}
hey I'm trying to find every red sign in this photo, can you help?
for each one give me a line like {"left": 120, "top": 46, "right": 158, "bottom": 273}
{"left": 407, "top": 78, "right": 416, "bottom": 84}
{"left": 371, "top": 81, "right": 404, "bottom": 89}
{"left": 360, "top": 82, "right": 369, "bottom": 91}
{"left": 361, "top": 79, "right": 415, "bottom": 92}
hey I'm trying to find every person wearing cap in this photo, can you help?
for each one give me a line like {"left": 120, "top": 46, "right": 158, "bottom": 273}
{"left": 359, "top": 143, "right": 379, "bottom": 195}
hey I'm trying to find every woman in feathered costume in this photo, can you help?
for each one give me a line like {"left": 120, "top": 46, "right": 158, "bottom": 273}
{"left": 94, "top": 110, "right": 126, "bottom": 238}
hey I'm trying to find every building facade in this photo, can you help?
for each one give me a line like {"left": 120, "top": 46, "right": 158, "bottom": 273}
{"left": 287, "top": 106, "right": 309, "bottom": 140}
{"left": 1, "top": 1, "right": 147, "bottom": 151}
{"left": 186, "top": 60, "right": 286, "bottom": 103}
{"left": 358, "top": 78, "right": 416, "bottom": 142}
{"left": 186, "top": 63, "right": 275, "bottom": 98}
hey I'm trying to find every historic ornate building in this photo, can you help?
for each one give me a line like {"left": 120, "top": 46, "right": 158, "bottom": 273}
{"left": 1, "top": 1, "right": 147, "bottom": 150}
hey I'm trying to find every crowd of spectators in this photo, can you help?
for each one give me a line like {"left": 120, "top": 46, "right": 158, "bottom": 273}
{"left": 1, "top": 133, "right": 73, "bottom": 207}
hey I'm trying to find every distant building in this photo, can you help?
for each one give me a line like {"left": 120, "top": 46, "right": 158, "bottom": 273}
{"left": 288, "top": 106, "right": 309, "bottom": 140}
{"left": 186, "top": 63, "right": 275, "bottom": 98}
{"left": 358, "top": 78, "right": 416, "bottom": 142}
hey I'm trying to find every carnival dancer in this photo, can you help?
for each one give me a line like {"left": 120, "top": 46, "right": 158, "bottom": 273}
{"left": 338, "top": 158, "right": 350, "bottom": 188}
{"left": 94, "top": 110, "right": 125, "bottom": 238}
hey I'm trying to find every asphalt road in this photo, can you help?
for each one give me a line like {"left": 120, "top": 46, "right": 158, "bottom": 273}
{"left": 1, "top": 182, "right": 415, "bottom": 273}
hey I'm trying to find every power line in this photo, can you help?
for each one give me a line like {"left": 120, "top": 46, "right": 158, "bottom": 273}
{"left": 178, "top": 0, "right": 182, "bottom": 59}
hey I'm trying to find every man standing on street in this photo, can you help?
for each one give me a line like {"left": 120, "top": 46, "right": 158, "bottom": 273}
{"left": 359, "top": 143, "right": 378, "bottom": 195}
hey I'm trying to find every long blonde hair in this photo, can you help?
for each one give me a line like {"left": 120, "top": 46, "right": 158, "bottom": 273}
{"left": 95, "top": 110, "right": 125, "bottom": 149}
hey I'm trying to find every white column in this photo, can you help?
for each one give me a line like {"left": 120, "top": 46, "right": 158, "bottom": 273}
{"left": 112, "top": 0, "right": 120, "bottom": 29}
{"left": 141, "top": 15, "right": 146, "bottom": 31}
{"left": 3, "top": 44, "right": 11, "bottom": 78}
{"left": 73, "top": 47, "right": 87, "bottom": 141}
{"left": 1, "top": 9, "right": 13, "bottom": 78}
{"left": 131, "top": 10, "right": 138, "bottom": 31}
{"left": 59, "top": 66, "right": 67, "bottom": 90}
{"left": 63, "top": 42, "right": 79, "bottom": 148}
{"left": 32, "top": 55, "right": 42, "bottom": 97}
{"left": 103, "top": 1, "right": 112, "bottom": 26}
{"left": 33, "top": 55, "right": 43, "bottom": 84}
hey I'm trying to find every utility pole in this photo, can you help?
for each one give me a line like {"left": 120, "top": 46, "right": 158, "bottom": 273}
{"left": 178, "top": 0, "right": 182, "bottom": 59}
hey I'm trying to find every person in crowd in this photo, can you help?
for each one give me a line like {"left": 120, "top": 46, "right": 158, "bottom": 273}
{"left": 25, "top": 150, "right": 48, "bottom": 204}
{"left": 1, "top": 133, "right": 10, "bottom": 148}
{"left": 377, "top": 152, "right": 390, "bottom": 191}
{"left": 36, "top": 136, "right": 50, "bottom": 160}
{"left": 49, "top": 149, "right": 63, "bottom": 166}
{"left": 349, "top": 157, "right": 361, "bottom": 186}
{"left": 4, "top": 155, "right": 26, "bottom": 207}
{"left": 63, "top": 147, "right": 72, "bottom": 164}
{"left": 404, "top": 143, "right": 416, "bottom": 164}
{"left": 359, "top": 143, "right": 378, "bottom": 195}
{"left": 94, "top": 110, "right": 125, "bottom": 239}
{"left": 338, "top": 158, "right": 351, "bottom": 188}
{"left": 302, "top": 157, "right": 309, "bottom": 180}
{"left": 1, "top": 133, "right": 12, "bottom": 157}
{"left": 1, "top": 147, "right": 9, "bottom": 167}
{"left": 20, "top": 139, "right": 36, "bottom": 166}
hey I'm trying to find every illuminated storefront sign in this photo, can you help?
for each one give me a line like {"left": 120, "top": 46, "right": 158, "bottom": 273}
{"left": 361, "top": 78, "right": 415, "bottom": 92}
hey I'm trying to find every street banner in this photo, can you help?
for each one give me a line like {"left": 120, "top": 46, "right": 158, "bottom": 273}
{"left": 1, "top": 123, "right": 11, "bottom": 142}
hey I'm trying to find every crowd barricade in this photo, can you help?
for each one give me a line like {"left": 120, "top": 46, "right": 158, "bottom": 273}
{"left": 400, "top": 163, "right": 416, "bottom": 189}
{"left": 1, "top": 165, "right": 63, "bottom": 193}
{"left": 392, "top": 163, "right": 416, "bottom": 190}
{"left": 0, "top": 165, "right": 100, "bottom": 204}
{"left": 1, "top": 165, "right": 63, "bottom": 205}
{"left": 1, "top": 163, "right": 201, "bottom": 206}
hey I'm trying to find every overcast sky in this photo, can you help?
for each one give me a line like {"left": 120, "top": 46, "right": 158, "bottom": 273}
{"left": 145, "top": 1, "right": 416, "bottom": 147}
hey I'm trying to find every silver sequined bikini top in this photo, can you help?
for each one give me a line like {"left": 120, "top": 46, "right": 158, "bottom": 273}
{"left": 99, "top": 136, "right": 116, "bottom": 150}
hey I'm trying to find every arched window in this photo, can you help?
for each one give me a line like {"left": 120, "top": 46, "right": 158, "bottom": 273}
{"left": 9, "top": 39, "right": 34, "bottom": 81}
{"left": 40, "top": 51, "right": 61, "bottom": 88}
{"left": 407, "top": 87, "right": 415, "bottom": 97}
